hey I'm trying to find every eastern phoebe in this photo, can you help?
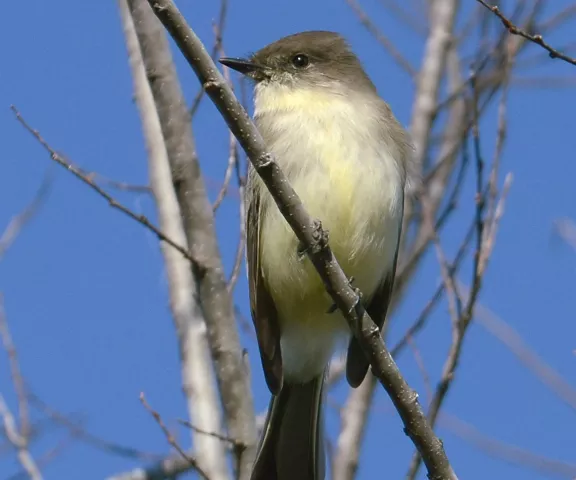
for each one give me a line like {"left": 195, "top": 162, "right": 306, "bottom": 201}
{"left": 220, "top": 31, "right": 412, "bottom": 480}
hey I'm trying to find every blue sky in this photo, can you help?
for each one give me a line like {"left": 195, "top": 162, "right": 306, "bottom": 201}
{"left": 1, "top": 1, "right": 575, "bottom": 479}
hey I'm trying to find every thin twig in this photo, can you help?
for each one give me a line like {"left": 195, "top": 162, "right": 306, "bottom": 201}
{"left": 27, "top": 392, "right": 161, "bottom": 461}
{"left": 189, "top": 0, "right": 229, "bottom": 116}
{"left": 346, "top": 0, "right": 416, "bottom": 78}
{"left": 442, "top": 413, "right": 576, "bottom": 478}
{"left": 469, "top": 299, "right": 576, "bottom": 413}
{"left": 0, "top": 298, "right": 41, "bottom": 480}
{"left": 406, "top": 336, "right": 433, "bottom": 404}
{"left": 377, "top": 0, "right": 428, "bottom": 36}
{"left": 554, "top": 218, "right": 576, "bottom": 251}
{"left": 0, "top": 295, "right": 29, "bottom": 441}
{"left": 0, "top": 169, "right": 53, "bottom": 262}
{"left": 476, "top": 0, "right": 576, "bottom": 66}
{"left": 227, "top": 156, "right": 246, "bottom": 292}
{"left": 10, "top": 106, "right": 197, "bottom": 267}
{"left": 212, "top": 29, "right": 239, "bottom": 213}
{"left": 177, "top": 419, "right": 239, "bottom": 446}
{"left": 83, "top": 172, "right": 151, "bottom": 194}
{"left": 406, "top": 66, "right": 512, "bottom": 480}
{"left": 140, "top": 393, "right": 209, "bottom": 480}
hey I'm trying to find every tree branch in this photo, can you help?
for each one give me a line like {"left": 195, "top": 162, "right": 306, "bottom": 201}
{"left": 119, "top": 2, "right": 228, "bottom": 478}
{"left": 477, "top": 0, "right": 576, "bottom": 66}
{"left": 146, "top": 1, "right": 457, "bottom": 478}
{"left": 125, "top": 1, "right": 257, "bottom": 478}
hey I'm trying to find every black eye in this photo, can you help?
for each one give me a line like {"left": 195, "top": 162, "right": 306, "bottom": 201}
{"left": 291, "top": 54, "right": 310, "bottom": 68}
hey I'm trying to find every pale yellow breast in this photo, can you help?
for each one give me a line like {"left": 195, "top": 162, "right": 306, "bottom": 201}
{"left": 254, "top": 85, "right": 403, "bottom": 320}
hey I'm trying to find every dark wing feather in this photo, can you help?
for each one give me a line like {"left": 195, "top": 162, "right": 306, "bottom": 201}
{"left": 247, "top": 187, "right": 284, "bottom": 394}
{"left": 345, "top": 199, "right": 404, "bottom": 388}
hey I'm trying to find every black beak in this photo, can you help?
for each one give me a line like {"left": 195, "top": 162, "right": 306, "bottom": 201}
{"left": 219, "top": 57, "right": 264, "bottom": 75}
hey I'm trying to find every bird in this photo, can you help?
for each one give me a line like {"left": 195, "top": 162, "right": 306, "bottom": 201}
{"left": 220, "top": 30, "right": 412, "bottom": 480}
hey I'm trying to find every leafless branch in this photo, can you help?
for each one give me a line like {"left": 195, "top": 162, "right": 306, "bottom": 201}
{"left": 477, "top": 0, "right": 576, "bottom": 66}
{"left": 0, "top": 394, "right": 42, "bottom": 480}
{"left": 27, "top": 392, "right": 161, "bottom": 461}
{"left": 442, "top": 413, "right": 576, "bottom": 478}
{"left": 407, "top": 336, "right": 433, "bottom": 404}
{"left": 0, "top": 297, "right": 41, "bottom": 480}
{"left": 120, "top": 2, "right": 230, "bottom": 478}
{"left": 6, "top": 430, "right": 76, "bottom": 480}
{"left": 123, "top": 1, "right": 257, "bottom": 478}
{"left": 406, "top": 68, "right": 513, "bottom": 480}
{"left": 0, "top": 295, "right": 29, "bottom": 441}
{"left": 471, "top": 300, "right": 576, "bottom": 412}
{"left": 228, "top": 155, "right": 247, "bottom": 292}
{"left": 332, "top": 377, "right": 377, "bottom": 480}
{"left": 0, "top": 169, "right": 53, "bottom": 262}
{"left": 10, "top": 106, "right": 196, "bottom": 267}
{"left": 177, "top": 419, "right": 239, "bottom": 447}
{"left": 147, "top": 1, "right": 457, "bottom": 478}
{"left": 555, "top": 218, "right": 576, "bottom": 251}
{"left": 82, "top": 172, "right": 151, "bottom": 194}
{"left": 139, "top": 393, "right": 209, "bottom": 480}
{"left": 377, "top": 0, "right": 428, "bottom": 36}
{"left": 333, "top": 3, "right": 463, "bottom": 475}
{"left": 212, "top": 31, "right": 239, "bottom": 213}
{"left": 346, "top": 0, "right": 416, "bottom": 78}
{"left": 189, "top": 0, "right": 229, "bottom": 117}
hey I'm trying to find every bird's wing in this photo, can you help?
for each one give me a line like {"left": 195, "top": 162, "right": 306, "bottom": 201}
{"left": 247, "top": 184, "right": 284, "bottom": 394}
{"left": 345, "top": 197, "right": 403, "bottom": 388}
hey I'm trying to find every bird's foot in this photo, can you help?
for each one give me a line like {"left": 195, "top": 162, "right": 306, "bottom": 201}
{"left": 297, "top": 219, "right": 329, "bottom": 261}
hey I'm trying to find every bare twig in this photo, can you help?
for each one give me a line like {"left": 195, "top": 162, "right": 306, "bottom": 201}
{"left": 227, "top": 156, "right": 246, "bottom": 292}
{"left": 406, "top": 66, "right": 513, "bottom": 480}
{"left": 470, "top": 300, "right": 576, "bottom": 412}
{"left": 83, "top": 172, "right": 151, "bottom": 194}
{"left": 0, "top": 295, "right": 29, "bottom": 441}
{"left": 377, "top": 0, "right": 428, "bottom": 36}
{"left": 0, "top": 394, "right": 42, "bottom": 480}
{"left": 409, "top": 0, "right": 460, "bottom": 170}
{"left": 332, "top": 377, "right": 376, "bottom": 480}
{"left": 477, "top": 0, "right": 576, "bottom": 66}
{"left": 212, "top": 35, "right": 239, "bottom": 213}
{"left": 147, "top": 1, "right": 457, "bottom": 478}
{"left": 189, "top": 0, "right": 229, "bottom": 116}
{"left": 0, "top": 298, "right": 41, "bottom": 480}
{"left": 0, "top": 169, "right": 53, "bottom": 262}
{"left": 407, "top": 336, "right": 433, "bottom": 405}
{"left": 212, "top": 132, "right": 238, "bottom": 212}
{"left": 555, "top": 218, "right": 576, "bottom": 251}
{"left": 346, "top": 0, "right": 416, "bottom": 78}
{"left": 442, "top": 413, "right": 576, "bottom": 478}
{"left": 10, "top": 106, "right": 196, "bottom": 267}
{"left": 177, "top": 419, "right": 238, "bottom": 446}
{"left": 6, "top": 430, "right": 76, "bottom": 480}
{"left": 139, "top": 393, "right": 209, "bottom": 480}
{"left": 27, "top": 392, "right": 161, "bottom": 461}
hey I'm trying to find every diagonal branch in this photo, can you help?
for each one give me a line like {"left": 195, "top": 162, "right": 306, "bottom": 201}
{"left": 146, "top": 1, "right": 457, "bottom": 479}
{"left": 10, "top": 106, "right": 196, "bottom": 266}
{"left": 477, "top": 0, "right": 576, "bottom": 66}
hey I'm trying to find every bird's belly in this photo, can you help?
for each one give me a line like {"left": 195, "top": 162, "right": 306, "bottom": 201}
{"left": 259, "top": 150, "right": 402, "bottom": 377}
{"left": 260, "top": 159, "right": 401, "bottom": 381}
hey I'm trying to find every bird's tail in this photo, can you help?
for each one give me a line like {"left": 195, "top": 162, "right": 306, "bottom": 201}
{"left": 250, "top": 372, "right": 326, "bottom": 480}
